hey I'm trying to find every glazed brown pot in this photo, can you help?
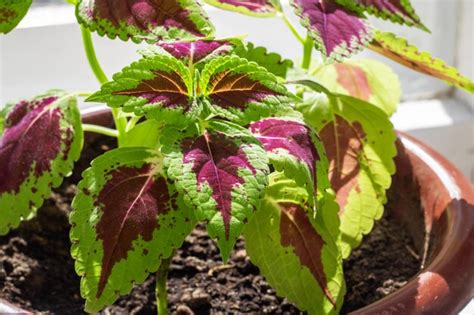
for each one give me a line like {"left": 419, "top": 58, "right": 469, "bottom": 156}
{"left": 1, "top": 106, "right": 473, "bottom": 314}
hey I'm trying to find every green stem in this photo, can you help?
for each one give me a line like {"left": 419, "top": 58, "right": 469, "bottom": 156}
{"left": 280, "top": 13, "right": 305, "bottom": 45}
{"left": 156, "top": 258, "right": 171, "bottom": 315}
{"left": 82, "top": 124, "right": 119, "bottom": 137}
{"left": 81, "top": 26, "right": 108, "bottom": 85}
{"left": 126, "top": 115, "right": 142, "bottom": 132}
{"left": 80, "top": 26, "right": 127, "bottom": 145}
{"left": 301, "top": 35, "right": 314, "bottom": 70}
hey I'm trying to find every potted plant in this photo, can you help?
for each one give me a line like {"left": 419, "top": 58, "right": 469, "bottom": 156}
{"left": 0, "top": 0, "right": 473, "bottom": 314}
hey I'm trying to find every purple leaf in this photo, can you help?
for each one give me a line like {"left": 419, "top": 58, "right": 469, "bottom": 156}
{"left": 249, "top": 118, "right": 319, "bottom": 191}
{"left": 291, "top": 0, "right": 372, "bottom": 60}
{"left": 336, "top": 0, "right": 426, "bottom": 29}
{"left": 182, "top": 131, "right": 255, "bottom": 236}
{"left": 158, "top": 39, "right": 232, "bottom": 63}
{"left": 204, "top": 0, "right": 278, "bottom": 16}
{"left": 71, "top": 148, "right": 194, "bottom": 311}
{"left": 0, "top": 96, "right": 62, "bottom": 194}
{"left": 0, "top": 92, "right": 82, "bottom": 235}
{"left": 95, "top": 165, "right": 170, "bottom": 297}
{"left": 165, "top": 121, "right": 269, "bottom": 260}
{"left": 77, "top": 0, "right": 215, "bottom": 42}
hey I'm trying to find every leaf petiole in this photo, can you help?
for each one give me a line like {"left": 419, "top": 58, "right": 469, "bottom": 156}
{"left": 279, "top": 12, "right": 305, "bottom": 45}
{"left": 80, "top": 26, "right": 127, "bottom": 146}
{"left": 82, "top": 124, "right": 119, "bottom": 138}
{"left": 301, "top": 35, "right": 314, "bottom": 70}
{"left": 125, "top": 115, "right": 142, "bottom": 132}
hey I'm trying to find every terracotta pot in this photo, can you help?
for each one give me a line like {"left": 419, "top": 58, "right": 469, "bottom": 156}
{"left": 1, "top": 107, "right": 473, "bottom": 314}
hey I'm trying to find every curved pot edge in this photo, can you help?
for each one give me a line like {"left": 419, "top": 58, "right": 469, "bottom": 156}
{"left": 1, "top": 107, "right": 473, "bottom": 314}
{"left": 351, "top": 132, "right": 474, "bottom": 314}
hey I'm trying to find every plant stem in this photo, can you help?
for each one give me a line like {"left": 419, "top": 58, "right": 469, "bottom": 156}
{"left": 81, "top": 26, "right": 108, "bottom": 85}
{"left": 156, "top": 258, "right": 171, "bottom": 315}
{"left": 301, "top": 35, "right": 314, "bottom": 70}
{"left": 280, "top": 12, "right": 305, "bottom": 45}
{"left": 80, "top": 26, "right": 127, "bottom": 145}
{"left": 82, "top": 124, "right": 119, "bottom": 137}
{"left": 126, "top": 115, "right": 142, "bottom": 132}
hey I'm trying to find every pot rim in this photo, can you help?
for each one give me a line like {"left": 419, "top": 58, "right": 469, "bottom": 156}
{"left": 1, "top": 106, "right": 472, "bottom": 314}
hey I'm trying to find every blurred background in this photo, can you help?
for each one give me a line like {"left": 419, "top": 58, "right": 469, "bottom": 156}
{"left": 0, "top": 0, "right": 472, "bottom": 181}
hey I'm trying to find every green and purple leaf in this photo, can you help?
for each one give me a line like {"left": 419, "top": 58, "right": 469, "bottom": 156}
{"left": 249, "top": 118, "right": 319, "bottom": 200}
{"left": 297, "top": 86, "right": 396, "bottom": 257}
{"left": 336, "top": 0, "right": 426, "bottom": 30}
{"left": 291, "top": 0, "right": 373, "bottom": 61}
{"left": 0, "top": 91, "right": 83, "bottom": 235}
{"left": 200, "top": 55, "right": 291, "bottom": 124}
{"left": 70, "top": 147, "right": 194, "bottom": 312}
{"left": 244, "top": 173, "right": 345, "bottom": 314}
{"left": 164, "top": 120, "right": 269, "bottom": 261}
{"left": 315, "top": 58, "right": 401, "bottom": 115}
{"left": 0, "top": 0, "right": 32, "bottom": 34}
{"left": 204, "top": 0, "right": 280, "bottom": 17}
{"left": 76, "top": 0, "right": 215, "bottom": 42}
{"left": 157, "top": 39, "right": 233, "bottom": 63}
{"left": 87, "top": 54, "right": 195, "bottom": 124}
{"left": 370, "top": 31, "right": 474, "bottom": 94}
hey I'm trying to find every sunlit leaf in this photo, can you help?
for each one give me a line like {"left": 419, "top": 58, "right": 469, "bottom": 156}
{"left": 245, "top": 172, "right": 345, "bottom": 314}
{"left": 0, "top": 91, "right": 83, "bottom": 235}
{"left": 315, "top": 58, "right": 401, "bottom": 115}
{"left": 370, "top": 31, "right": 474, "bottom": 94}
{"left": 70, "top": 147, "right": 195, "bottom": 312}
{"left": 296, "top": 83, "right": 396, "bottom": 257}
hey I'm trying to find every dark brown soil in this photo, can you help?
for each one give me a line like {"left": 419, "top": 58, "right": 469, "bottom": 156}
{"left": 0, "top": 136, "right": 422, "bottom": 314}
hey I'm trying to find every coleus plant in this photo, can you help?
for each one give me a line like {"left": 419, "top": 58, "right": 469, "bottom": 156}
{"left": 0, "top": 0, "right": 473, "bottom": 314}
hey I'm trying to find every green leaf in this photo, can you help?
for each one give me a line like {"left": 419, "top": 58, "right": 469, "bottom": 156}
{"left": 200, "top": 55, "right": 291, "bottom": 124}
{"left": 70, "top": 147, "right": 195, "bottom": 312}
{"left": 314, "top": 58, "right": 401, "bottom": 116}
{"left": 244, "top": 172, "right": 345, "bottom": 314}
{"left": 296, "top": 84, "right": 397, "bottom": 258}
{"left": 76, "top": 0, "right": 215, "bottom": 43}
{"left": 232, "top": 41, "right": 294, "bottom": 78}
{"left": 0, "top": 91, "right": 83, "bottom": 235}
{"left": 122, "top": 120, "right": 162, "bottom": 148}
{"left": 0, "top": 0, "right": 32, "bottom": 34}
{"left": 163, "top": 120, "right": 269, "bottom": 261}
{"left": 370, "top": 30, "right": 474, "bottom": 94}
{"left": 87, "top": 54, "right": 196, "bottom": 125}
